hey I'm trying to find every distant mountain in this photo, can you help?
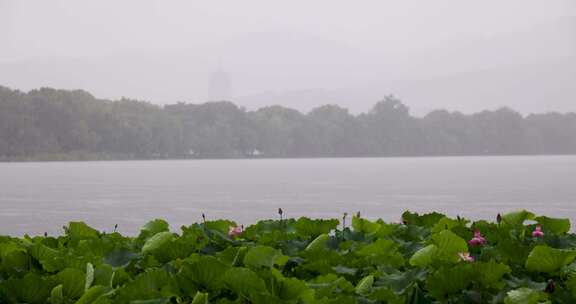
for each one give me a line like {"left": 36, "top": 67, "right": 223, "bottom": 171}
{"left": 0, "top": 18, "right": 573, "bottom": 115}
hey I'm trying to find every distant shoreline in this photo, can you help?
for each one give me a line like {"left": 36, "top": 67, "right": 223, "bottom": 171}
{"left": 2, "top": 153, "right": 576, "bottom": 163}
{"left": 3, "top": 86, "right": 576, "bottom": 161}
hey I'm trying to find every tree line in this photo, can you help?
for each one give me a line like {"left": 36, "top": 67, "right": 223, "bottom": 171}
{"left": 1, "top": 86, "right": 575, "bottom": 160}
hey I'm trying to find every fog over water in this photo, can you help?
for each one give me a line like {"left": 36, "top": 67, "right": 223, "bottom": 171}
{"left": 1, "top": 2, "right": 575, "bottom": 236}
{"left": 1, "top": 1, "right": 575, "bottom": 115}
{"left": 2, "top": 4, "right": 576, "bottom": 302}
{"left": 1, "top": 156, "right": 575, "bottom": 236}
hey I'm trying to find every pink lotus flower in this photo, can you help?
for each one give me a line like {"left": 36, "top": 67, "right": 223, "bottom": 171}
{"left": 532, "top": 225, "right": 544, "bottom": 238}
{"left": 458, "top": 252, "right": 474, "bottom": 262}
{"left": 468, "top": 230, "right": 487, "bottom": 246}
{"left": 228, "top": 225, "right": 243, "bottom": 238}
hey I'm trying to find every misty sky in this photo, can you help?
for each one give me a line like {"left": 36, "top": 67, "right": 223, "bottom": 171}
{"left": 1, "top": 0, "right": 574, "bottom": 115}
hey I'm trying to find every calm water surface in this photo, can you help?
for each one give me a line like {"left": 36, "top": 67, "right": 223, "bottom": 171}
{"left": 1, "top": 156, "right": 575, "bottom": 236}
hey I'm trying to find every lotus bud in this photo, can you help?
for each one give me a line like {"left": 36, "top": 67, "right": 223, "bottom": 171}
{"left": 532, "top": 225, "right": 544, "bottom": 238}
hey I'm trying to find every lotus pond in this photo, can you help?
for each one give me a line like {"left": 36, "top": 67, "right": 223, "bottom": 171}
{"left": 1, "top": 210, "right": 575, "bottom": 303}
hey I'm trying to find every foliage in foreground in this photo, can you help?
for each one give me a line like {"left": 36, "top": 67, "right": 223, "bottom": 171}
{"left": 1, "top": 210, "right": 576, "bottom": 303}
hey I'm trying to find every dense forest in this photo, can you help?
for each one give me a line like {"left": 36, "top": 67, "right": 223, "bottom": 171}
{"left": 1, "top": 86, "right": 576, "bottom": 160}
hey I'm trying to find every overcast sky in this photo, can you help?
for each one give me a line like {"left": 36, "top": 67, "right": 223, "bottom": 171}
{"left": 1, "top": 0, "right": 574, "bottom": 114}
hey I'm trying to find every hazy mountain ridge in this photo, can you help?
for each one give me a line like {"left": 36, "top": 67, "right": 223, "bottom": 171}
{"left": 1, "top": 18, "right": 573, "bottom": 114}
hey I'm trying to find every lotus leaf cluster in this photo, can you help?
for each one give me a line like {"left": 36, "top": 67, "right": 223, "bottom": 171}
{"left": 1, "top": 210, "right": 575, "bottom": 303}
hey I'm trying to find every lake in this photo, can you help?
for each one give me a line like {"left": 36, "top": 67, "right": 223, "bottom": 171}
{"left": 1, "top": 156, "right": 575, "bottom": 236}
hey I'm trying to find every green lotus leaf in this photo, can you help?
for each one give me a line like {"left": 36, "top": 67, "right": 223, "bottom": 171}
{"left": 409, "top": 244, "right": 438, "bottom": 267}
{"left": 278, "top": 277, "right": 313, "bottom": 301}
{"left": 368, "top": 286, "right": 404, "bottom": 304}
{"left": 0, "top": 241, "right": 27, "bottom": 258}
{"left": 142, "top": 231, "right": 174, "bottom": 254}
{"left": 142, "top": 219, "right": 169, "bottom": 234}
{"left": 130, "top": 299, "right": 171, "bottom": 304}
{"left": 294, "top": 217, "right": 339, "bottom": 238}
{"left": 504, "top": 288, "right": 547, "bottom": 304}
{"left": 402, "top": 211, "right": 445, "bottom": 227}
{"left": 426, "top": 264, "right": 474, "bottom": 299}
{"left": 373, "top": 221, "right": 399, "bottom": 238}
{"left": 308, "top": 274, "right": 355, "bottom": 299}
{"left": 112, "top": 267, "right": 131, "bottom": 288}
{"left": 138, "top": 219, "right": 170, "bottom": 241}
{"left": 115, "top": 269, "right": 178, "bottom": 301}
{"left": 376, "top": 269, "right": 427, "bottom": 294}
{"left": 535, "top": 216, "right": 571, "bottom": 234}
{"left": 205, "top": 219, "right": 237, "bottom": 234}
{"left": 76, "top": 286, "right": 110, "bottom": 304}
{"left": 244, "top": 245, "right": 282, "bottom": 269}
{"left": 223, "top": 267, "right": 268, "bottom": 298}
{"left": 54, "top": 268, "right": 86, "bottom": 299}
{"left": 0, "top": 242, "right": 29, "bottom": 275}
{"left": 501, "top": 210, "right": 535, "bottom": 226}
{"left": 104, "top": 248, "right": 136, "bottom": 267}
{"left": 352, "top": 216, "right": 381, "bottom": 234}
{"left": 67, "top": 222, "right": 100, "bottom": 245}
{"left": 567, "top": 273, "right": 576, "bottom": 297}
{"left": 28, "top": 243, "right": 66, "bottom": 272}
{"left": 93, "top": 263, "right": 114, "bottom": 287}
{"left": 431, "top": 216, "right": 468, "bottom": 234}
{"left": 242, "top": 219, "right": 296, "bottom": 238}
{"left": 432, "top": 230, "right": 468, "bottom": 263}
{"left": 191, "top": 291, "right": 208, "bottom": 304}
{"left": 85, "top": 262, "right": 94, "bottom": 291}
{"left": 355, "top": 275, "right": 374, "bottom": 295}
{"left": 216, "top": 246, "right": 248, "bottom": 266}
{"left": 525, "top": 245, "right": 576, "bottom": 273}
{"left": 178, "top": 255, "right": 229, "bottom": 290}
{"left": 333, "top": 265, "right": 358, "bottom": 276}
{"left": 48, "top": 284, "right": 64, "bottom": 304}
{"left": 356, "top": 238, "right": 405, "bottom": 267}
{"left": 473, "top": 260, "right": 511, "bottom": 289}
{"left": 305, "top": 233, "right": 329, "bottom": 252}
{"left": 3, "top": 273, "right": 56, "bottom": 304}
